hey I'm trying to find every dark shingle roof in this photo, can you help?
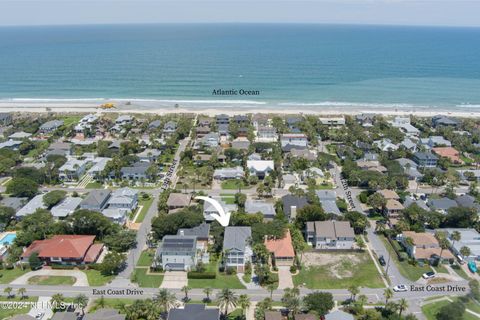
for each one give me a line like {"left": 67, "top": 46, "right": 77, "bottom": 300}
{"left": 167, "top": 304, "right": 220, "bottom": 320}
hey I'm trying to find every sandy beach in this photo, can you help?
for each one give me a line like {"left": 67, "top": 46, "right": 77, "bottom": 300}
{"left": 1, "top": 99, "right": 480, "bottom": 118}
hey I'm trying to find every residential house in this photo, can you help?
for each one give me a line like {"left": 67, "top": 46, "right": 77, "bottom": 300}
{"left": 318, "top": 117, "right": 346, "bottom": 126}
{"left": 432, "top": 115, "right": 459, "bottom": 128}
{"left": 163, "top": 121, "right": 177, "bottom": 137}
{"left": 245, "top": 199, "right": 276, "bottom": 219}
{"left": 223, "top": 226, "right": 252, "bottom": 272}
{"left": 0, "top": 197, "right": 27, "bottom": 211}
{"left": 374, "top": 138, "right": 398, "bottom": 152}
{"left": 231, "top": 137, "right": 250, "bottom": 150}
{"left": 213, "top": 167, "right": 244, "bottom": 180}
{"left": 389, "top": 116, "right": 420, "bottom": 136}
{"left": 51, "top": 312, "right": 78, "bottom": 320}
{"left": 218, "top": 124, "right": 229, "bottom": 136}
{"left": 420, "top": 136, "right": 452, "bottom": 148}
{"left": 178, "top": 222, "right": 210, "bottom": 254}
{"left": 203, "top": 198, "right": 237, "bottom": 222}
{"left": 47, "top": 142, "right": 72, "bottom": 156}
{"left": 137, "top": 148, "right": 162, "bottom": 162}
{"left": 400, "top": 138, "right": 417, "bottom": 152}
{"left": 167, "top": 304, "right": 220, "bottom": 320}
{"left": 356, "top": 113, "right": 377, "bottom": 127}
{"left": 252, "top": 114, "right": 270, "bottom": 128}
{"left": 264, "top": 311, "right": 283, "bottom": 320}
{"left": 427, "top": 197, "right": 458, "bottom": 214}
{"left": 286, "top": 117, "right": 302, "bottom": 131}
{"left": 282, "top": 194, "right": 308, "bottom": 220}
{"left": 201, "top": 132, "right": 220, "bottom": 148}
{"left": 0, "top": 113, "right": 12, "bottom": 125}
{"left": 107, "top": 187, "right": 138, "bottom": 211}
{"left": 21, "top": 235, "right": 104, "bottom": 265}
{"left": 119, "top": 162, "right": 150, "bottom": 180}
{"left": 413, "top": 152, "right": 438, "bottom": 168}
{"left": 288, "top": 148, "right": 317, "bottom": 161}
{"left": 102, "top": 208, "right": 129, "bottom": 225}
{"left": 280, "top": 133, "right": 308, "bottom": 149}
{"left": 51, "top": 197, "right": 82, "bottom": 219}
{"left": 265, "top": 229, "right": 295, "bottom": 266}
{"left": 0, "top": 140, "right": 21, "bottom": 150}
{"left": 400, "top": 231, "right": 454, "bottom": 262}
{"left": 256, "top": 126, "right": 277, "bottom": 142}
{"left": 154, "top": 235, "right": 198, "bottom": 271}
{"left": 39, "top": 120, "right": 64, "bottom": 133}
{"left": 316, "top": 190, "right": 341, "bottom": 215}
{"left": 396, "top": 158, "right": 423, "bottom": 180}
{"left": 432, "top": 147, "right": 463, "bottom": 164}
{"left": 80, "top": 190, "right": 111, "bottom": 212}
{"left": 58, "top": 158, "right": 89, "bottom": 181}
{"left": 16, "top": 194, "right": 46, "bottom": 218}
{"left": 440, "top": 228, "right": 480, "bottom": 261}
{"left": 167, "top": 193, "right": 191, "bottom": 211}
{"left": 233, "top": 115, "right": 249, "bottom": 125}
{"left": 215, "top": 114, "right": 230, "bottom": 126}
{"left": 115, "top": 115, "right": 133, "bottom": 125}
{"left": 87, "top": 157, "right": 110, "bottom": 179}
{"left": 148, "top": 120, "right": 162, "bottom": 130}
{"left": 306, "top": 221, "right": 355, "bottom": 249}
{"left": 9, "top": 131, "right": 32, "bottom": 140}
{"left": 384, "top": 199, "right": 404, "bottom": 217}
{"left": 404, "top": 197, "right": 430, "bottom": 211}
{"left": 378, "top": 189, "right": 400, "bottom": 200}
{"left": 455, "top": 194, "right": 480, "bottom": 212}
{"left": 325, "top": 310, "right": 354, "bottom": 320}
{"left": 246, "top": 160, "right": 274, "bottom": 178}
{"left": 282, "top": 173, "right": 299, "bottom": 189}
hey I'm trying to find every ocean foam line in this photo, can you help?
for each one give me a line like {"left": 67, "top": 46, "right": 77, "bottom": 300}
{"left": 1, "top": 98, "right": 267, "bottom": 105}
{"left": 277, "top": 101, "right": 442, "bottom": 109}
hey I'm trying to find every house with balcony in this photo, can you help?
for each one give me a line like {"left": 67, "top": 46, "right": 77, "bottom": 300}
{"left": 223, "top": 226, "right": 252, "bottom": 272}
{"left": 306, "top": 221, "right": 355, "bottom": 249}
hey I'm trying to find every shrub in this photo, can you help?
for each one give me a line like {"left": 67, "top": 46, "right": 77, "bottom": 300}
{"left": 399, "top": 252, "right": 408, "bottom": 262}
{"left": 290, "top": 265, "right": 297, "bottom": 273}
{"left": 187, "top": 272, "right": 216, "bottom": 279}
{"left": 226, "top": 267, "right": 236, "bottom": 275}
{"left": 51, "top": 264, "right": 75, "bottom": 270}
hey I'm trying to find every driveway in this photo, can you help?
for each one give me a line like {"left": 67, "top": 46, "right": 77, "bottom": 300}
{"left": 11, "top": 269, "right": 89, "bottom": 287}
{"left": 277, "top": 266, "right": 294, "bottom": 289}
{"left": 28, "top": 296, "right": 53, "bottom": 320}
{"left": 160, "top": 271, "right": 188, "bottom": 289}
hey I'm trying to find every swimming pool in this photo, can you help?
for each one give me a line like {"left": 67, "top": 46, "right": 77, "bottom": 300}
{"left": 0, "top": 233, "right": 16, "bottom": 246}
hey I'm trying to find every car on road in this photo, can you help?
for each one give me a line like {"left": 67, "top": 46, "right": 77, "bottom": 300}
{"left": 378, "top": 255, "right": 386, "bottom": 266}
{"left": 35, "top": 312, "right": 45, "bottom": 319}
{"left": 422, "top": 271, "right": 435, "bottom": 279}
{"left": 468, "top": 261, "right": 477, "bottom": 273}
{"left": 393, "top": 285, "right": 408, "bottom": 292}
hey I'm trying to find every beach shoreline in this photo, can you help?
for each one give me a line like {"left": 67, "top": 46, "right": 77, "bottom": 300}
{"left": 1, "top": 99, "right": 480, "bottom": 118}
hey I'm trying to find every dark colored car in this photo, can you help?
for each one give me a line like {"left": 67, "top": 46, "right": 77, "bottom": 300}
{"left": 379, "top": 255, "right": 386, "bottom": 266}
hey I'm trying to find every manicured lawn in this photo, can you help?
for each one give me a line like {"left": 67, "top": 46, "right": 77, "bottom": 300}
{"left": 0, "top": 268, "right": 30, "bottom": 284}
{"left": 137, "top": 250, "right": 155, "bottom": 267}
{"left": 422, "top": 298, "right": 478, "bottom": 320}
{"left": 28, "top": 275, "right": 76, "bottom": 286}
{"left": 221, "top": 196, "right": 236, "bottom": 204}
{"left": 85, "top": 182, "right": 104, "bottom": 189}
{"left": 315, "top": 183, "right": 334, "bottom": 189}
{"left": 0, "top": 297, "right": 38, "bottom": 319}
{"left": 293, "top": 252, "right": 384, "bottom": 289}
{"left": 380, "top": 235, "right": 433, "bottom": 281}
{"left": 134, "top": 197, "right": 154, "bottom": 223}
{"left": 61, "top": 116, "right": 83, "bottom": 126}
{"left": 188, "top": 258, "right": 245, "bottom": 289}
{"left": 84, "top": 270, "right": 114, "bottom": 286}
{"left": 451, "top": 264, "right": 471, "bottom": 280}
{"left": 131, "top": 268, "right": 164, "bottom": 288}
{"left": 221, "top": 180, "right": 246, "bottom": 190}
{"left": 242, "top": 273, "right": 252, "bottom": 283}
{"left": 90, "top": 298, "right": 134, "bottom": 313}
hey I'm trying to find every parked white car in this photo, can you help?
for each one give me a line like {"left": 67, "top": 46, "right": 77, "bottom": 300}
{"left": 393, "top": 285, "right": 408, "bottom": 292}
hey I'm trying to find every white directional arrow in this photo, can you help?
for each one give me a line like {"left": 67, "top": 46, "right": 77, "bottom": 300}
{"left": 195, "top": 196, "right": 231, "bottom": 227}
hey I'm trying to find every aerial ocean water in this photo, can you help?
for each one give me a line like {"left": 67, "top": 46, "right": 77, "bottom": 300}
{"left": 0, "top": 23, "right": 479, "bottom": 111}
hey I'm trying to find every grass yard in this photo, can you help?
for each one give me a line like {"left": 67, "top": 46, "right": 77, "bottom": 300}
{"left": 188, "top": 258, "right": 245, "bottom": 289}
{"left": 83, "top": 269, "right": 114, "bottom": 286}
{"left": 228, "top": 309, "right": 243, "bottom": 319}
{"left": 28, "top": 275, "right": 76, "bottom": 286}
{"left": 90, "top": 298, "right": 134, "bottom": 313}
{"left": 380, "top": 235, "right": 433, "bottom": 281}
{"left": 134, "top": 197, "right": 154, "bottom": 223}
{"left": 293, "top": 251, "right": 384, "bottom": 289}
{"left": 315, "top": 183, "right": 334, "bottom": 189}
{"left": 61, "top": 115, "right": 83, "bottom": 126}
{"left": 131, "top": 268, "right": 164, "bottom": 288}
{"left": 0, "top": 297, "right": 38, "bottom": 319}
{"left": 422, "top": 298, "right": 478, "bottom": 320}
{"left": 221, "top": 180, "right": 247, "bottom": 190}
{"left": 221, "top": 196, "right": 236, "bottom": 204}
{"left": 0, "top": 268, "right": 30, "bottom": 284}
{"left": 85, "top": 182, "right": 104, "bottom": 189}
{"left": 137, "top": 250, "right": 155, "bottom": 267}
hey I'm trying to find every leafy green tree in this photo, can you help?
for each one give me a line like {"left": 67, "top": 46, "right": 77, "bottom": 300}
{"left": 181, "top": 285, "right": 191, "bottom": 302}
{"left": 238, "top": 294, "right": 251, "bottom": 319}
{"left": 99, "top": 252, "right": 126, "bottom": 275}
{"left": 0, "top": 206, "right": 15, "bottom": 225}
{"left": 73, "top": 294, "right": 88, "bottom": 315}
{"left": 103, "top": 229, "right": 137, "bottom": 252}
{"left": 151, "top": 206, "right": 203, "bottom": 239}
{"left": 28, "top": 252, "right": 43, "bottom": 270}
{"left": 344, "top": 211, "right": 368, "bottom": 234}
{"left": 43, "top": 190, "right": 67, "bottom": 209}
{"left": 367, "top": 193, "right": 386, "bottom": 212}
{"left": 17, "top": 288, "right": 26, "bottom": 299}
{"left": 303, "top": 291, "right": 334, "bottom": 316}
{"left": 6, "top": 178, "right": 38, "bottom": 198}
{"left": 68, "top": 209, "right": 116, "bottom": 239}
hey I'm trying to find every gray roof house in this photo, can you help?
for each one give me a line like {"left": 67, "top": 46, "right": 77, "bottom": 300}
{"left": 213, "top": 167, "right": 244, "bottom": 180}
{"left": 51, "top": 312, "right": 78, "bottom": 320}
{"left": 203, "top": 198, "right": 237, "bottom": 221}
{"left": 85, "top": 308, "right": 126, "bottom": 320}
{"left": 39, "top": 120, "right": 64, "bottom": 133}
{"left": 16, "top": 194, "right": 46, "bottom": 217}
{"left": 325, "top": 310, "right": 354, "bottom": 320}
{"left": 167, "top": 304, "right": 220, "bottom": 320}
{"left": 0, "top": 197, "right": 28, "bottom": 211}
{"left": 155, "top": 235, "right": 198, "bottom": 271}
{"left": 245, "top": 200, "right": 276, "bottom": 219}
{"left": 148, "top": 120, "right": 162, "bottom": 130}
{"left": 316, "top": 190, "right": 341, "bottom": 215}
{"left": 163, "top": 121, "right": 177, "bottom": 135}
{"left": 51, "top": 197, "right": 82, "bottom": 218}
{"left": 167, "top": 193, "right": 191, "bottom": 211}
{"left": 413, "top": 152, "right": 438, "bottom": 168}
{"left": 137, "top": 148, "right": 162, "bottom": 162}
{"left": 306, "top": 220, "right": 355, "bottom": 249}
{"left": 432, "top": 115, "right": 459, "bottom": 128}
{"left": 223, "top": 226, "right": 252, "bottom": 272}
{"left": 427, "top": 197, "right": 458, "bottom": 213}
{"left": 119, "top": 162, "right": 150, "bottom": 180}
{"left": 178, "top": 223, "right": 210, "bottom": 242}
{"left": 404, "top": 197, "right": 430, "bottom": 211}
{"left": 101, "top": 208, "right": 129, "bottom": 225}
{"left": 9, "top": 131, "right": 32, "bottom": 140}
{"left": 455, "top": 194, "right": 480, "bottom": 211}
{"left": 107, "top": 187, "right": 138, "bottom": 211}
{"left": 440, "top": 228, "right": 480, "bottom": 261}
{"left": 47, "top": 141, "right": 72, "bottom": 156}
{"left": 396, "top": 158, "right": 423, "bottom": 180}
{"left": 80, "top": 190, "right": 111, "bottom": 212}
{"left": 282, "top": 194, "right": 308, "bottom": 220}
{"left": 0, "top": 113, "right": 12, "bottom": 125}
{"left": 231, "top": 137, "right": 250, "bottom": 150}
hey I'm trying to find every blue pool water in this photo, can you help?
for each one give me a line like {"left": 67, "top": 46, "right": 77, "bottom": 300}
{"left": 0, "top": 233, "right": 16, "bottom": 246}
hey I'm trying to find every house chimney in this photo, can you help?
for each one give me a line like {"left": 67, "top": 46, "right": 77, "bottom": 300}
{"left": 290, "top": 206, "right": 297, "bottom": 219}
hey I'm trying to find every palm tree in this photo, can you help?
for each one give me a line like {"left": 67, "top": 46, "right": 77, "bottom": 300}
{"left": 438, "top": 237, "right": 450, "bottom": 261}
{"left": 17, "top": 288, "right": 26, "bottom": 300}
{"left": 348, "top": 285, "right": 360, "bottom": 302}
{"left": 267, "top": 283, "right": 276, "bottom": 299}
{"left": 357, "top": 294, "right": 368, "bottom": 308}
{"left": 451, "top": 231, "right": 461, "bottom": 249}
{"left": 460, "top": 246, "right": 471, "bottom": 259}
{"left": 217, "top": 288, "right": 238, "bottom": 316}
{"left": 398, "top": 298, "right": 409, "bottom": 317}
{"left": 4, "top": 287, "right": 13, "bottom": 298}
{"left": 181, "top": 285, "right": 191, "bottom": 302}
{"left": 238, "top": 294, "right": 251, "bottom": 319}
{"left": 51, "top": 293, "right": 65, "bottom": 310}
{"left": 155, "top": 289, "right": 177, "bottom": 312}
{"left": 73, "top": 294, "right": 88, "bottom": 315}
{"left": 203, "top": 287, "right": 213, "bottom": 303}
{"left": 383, "top": 288, "right": 393, "bottom": 304}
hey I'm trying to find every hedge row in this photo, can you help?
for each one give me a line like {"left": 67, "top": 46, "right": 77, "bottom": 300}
{"left": 187, "top": 271, "right": 216, "bottom": 279}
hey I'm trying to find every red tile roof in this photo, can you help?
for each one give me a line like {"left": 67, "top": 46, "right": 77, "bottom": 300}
{"left": 22, "top": 235, "right": 97, "bottom": 260}
{"left": 264, "top": 230, "right": 295, "bottom": 258}
{"left": 84, "top": 243, "right": 104, "bottom": 263}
